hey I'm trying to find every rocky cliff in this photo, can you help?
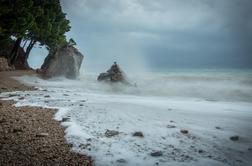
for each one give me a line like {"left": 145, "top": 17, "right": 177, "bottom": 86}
{"left": 0, "top": 40, "right": 30, "bottom": 70}
{"left": 97, "top": 62, "right": 130, "bottom": 85}
{"left": 0, "top": 57, "right": 13, "bottom": 71}
{"left": 40, "top": 45, "right": 84, "bottom": 79}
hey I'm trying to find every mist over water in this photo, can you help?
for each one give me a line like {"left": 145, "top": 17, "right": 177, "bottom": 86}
{"left": 3, "top": 69, "right": 251, "bottom": 166}
{"left": 81, "top": 70, "right": 252, "bottom": 102}
{"left": 34, "top": 69, "right": 252, "bottom": 103}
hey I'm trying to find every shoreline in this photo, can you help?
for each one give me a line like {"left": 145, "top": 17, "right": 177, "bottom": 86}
{"left": 0, "top": 70, "right": 92, "bottom": 165}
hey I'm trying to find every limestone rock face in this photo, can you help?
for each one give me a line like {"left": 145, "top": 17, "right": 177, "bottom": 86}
{"left": 0, "top": 57, "right": 13, "bottom": 71}
{"left": 0, "top": 41, "right": 30, "bottom": 70}
{"left": 41, "top": 45, "right": 84, "bottom": 79}
{"left": 97, "top": 62, "right": 127, "bottom": 83}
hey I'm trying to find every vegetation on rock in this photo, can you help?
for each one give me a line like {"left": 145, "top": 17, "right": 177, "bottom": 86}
{"left": 0, "top": 0, "right": 71, "bottom": 67}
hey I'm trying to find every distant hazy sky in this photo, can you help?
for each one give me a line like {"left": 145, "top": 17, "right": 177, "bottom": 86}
{"left": 29, "top": 0, "right": 252, "bottom": 71}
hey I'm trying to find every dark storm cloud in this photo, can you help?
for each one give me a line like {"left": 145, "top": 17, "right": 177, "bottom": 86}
{"left": 60, "top": 0, "right": 252, "bottom": 71}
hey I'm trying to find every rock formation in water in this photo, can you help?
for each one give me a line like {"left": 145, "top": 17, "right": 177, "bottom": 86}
{"left": 40, "top": 45, "right": 84, "bottom": 79}
{"left": 98, "top": 62, "right": 128, "bottom": 83}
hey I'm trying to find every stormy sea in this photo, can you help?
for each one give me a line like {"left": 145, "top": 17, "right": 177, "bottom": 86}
{"left": 1, "top": 69, "right": 252, "bottom": 166}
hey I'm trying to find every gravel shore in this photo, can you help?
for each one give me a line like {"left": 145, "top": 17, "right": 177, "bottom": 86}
{"left": 0, "top": 70, "right": 92, "bottom": 166}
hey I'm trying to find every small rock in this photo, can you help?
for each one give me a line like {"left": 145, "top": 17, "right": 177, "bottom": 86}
{"left": 198, "top": 149, "right": 203, "bottom": 153}
{"left": 79, "top": 143, "right": 91, "bottom": 149}
{"left": 18, "top": 97, "right": 25, "bottom": 100}
{"left": 105, "top": 129, "right": 119, "bottom": 137}
{"left": 150, "top": 151, "right": 163, "bottom": 157}
{"left": 133, "top": 131, "right": 144, "bottom": 137}
{"left": 36, "top": 133, "right": 49, "bottom": 137}
{"left": 44, "top": 95, "right": 50, "bottom": 98}
{"left": 170, "top": 120, "right": 175, "bottom": 123}
{"left": 68, "top": 143, "right": 74, "bottom": 148}
{"left": 215, "top": 126, "right": 221, "bottom": 129}
{"left": 236, "top": 159, "right": 242, "bottom": 163}
{"left": 0, "top": 118, "right": 6, "bottom": 123}
{"left": 180, "top": 129, "right": 188, "bottom": 134}
{"left": 61, "top": 117, "right": 70, "bottom": 122}
{"left": 79, "top": 104, "right": 84, "bottom": 106}
{"left": 9, "top": 94, "right": 17, "bottom": 97}
{"left": 230, "top": 135, "right": 239, "bottom": 141}
{"left": 116, "top": 159, "right": 127, "bottom": 163}
{"left": 13, "top": 128, "right": 23, "bottom": 133}
{"left": 63, "top": 94, "right": 69, "bottom": 96}
{"left": 248, "top": 147, "right": 252, "bottom": 151}
{"left": 167, "top": 125, "right": 176, "bottom": 128}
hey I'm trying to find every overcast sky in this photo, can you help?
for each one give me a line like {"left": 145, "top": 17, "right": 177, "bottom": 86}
{"left": 29, "top": 0, "right": 252, "bottom": 71}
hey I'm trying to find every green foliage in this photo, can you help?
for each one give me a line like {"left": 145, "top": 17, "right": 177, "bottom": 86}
{"left": 0, "top": 0, "right": 34, "bottom": 39}
{"left": 0, "top": 0, "right": 71, "bottom": 52}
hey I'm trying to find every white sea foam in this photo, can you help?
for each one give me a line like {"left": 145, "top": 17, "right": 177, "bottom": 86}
{"left": 1, "top": 70, "right": 252, "bottom": 166}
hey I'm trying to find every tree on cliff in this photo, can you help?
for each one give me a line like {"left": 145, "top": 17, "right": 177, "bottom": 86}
{"left": 0, "top": 0, "right": 71, "bottom": 66}
{"left": 23, "top": 0, "right": 71, "bottom": 61}
{"left": 0, "top": 0, "right": 34, "bottom": 65}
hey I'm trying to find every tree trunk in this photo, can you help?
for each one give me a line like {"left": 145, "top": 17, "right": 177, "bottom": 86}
{"left": 9, "top": 37, "right": 22, "bottom": 65}
{"left": 25, "top": 40, "right": 36, "bottom": 60}
{"left": 22, "top": 39, "right": 28, "bottom": 48}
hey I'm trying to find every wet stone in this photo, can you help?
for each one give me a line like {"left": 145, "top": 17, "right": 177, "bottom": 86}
{"left": 116, "top": 159, "right": 127, "bottom": 163}
{"left": 9, "top": 94, "right": 17, "bottom": 97}
{"left": 180, "top": 129, "right": 188, "bottom": 134}
{"left": 133, "top": 131, "right": 144, "bottom": 137}
{"left": 167, "top": 125, "right": 176, "bottom": 128}
{"left": 0, "top": 118, "right": 6, "bottom": 123}
{"left": 79, "top": 143, "right": 91, "bottom": 149}
{"left": 13, "top": 128, "right": 23, "bottom": 133}
{"left": 198, "top": 149, "right": 204, "bottom": 153}
{"left": 105, "top": 130, "right": 119, "bottom": 137}
{"left": 62, "top": 117, "right": 70, "bottom": 122}
{"left": 230, "top": 135, "right": 239, "bottom": 141}
{"left": 18, "top": 97, "right": 25, "bottom": 100}
{"left": 150, "top": 151, "right": 163, "bottom": 157}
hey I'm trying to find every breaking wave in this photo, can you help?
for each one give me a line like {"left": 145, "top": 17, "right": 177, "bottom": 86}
{"left": 76, "top": 70, "right": 252, "bottom": 102}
